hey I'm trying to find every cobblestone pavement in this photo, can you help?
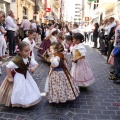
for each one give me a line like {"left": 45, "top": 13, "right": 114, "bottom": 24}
{"left": 0, "top": 46, "right": 120, "bottom": 120}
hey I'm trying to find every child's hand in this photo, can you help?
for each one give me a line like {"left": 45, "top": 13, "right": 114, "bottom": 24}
{"left": 72, "top": 58, "right": 76, "bottom": 62}
{"left": 29, "top": 67, "right": 35, "bottom": 73}
{"left": 8, "top": 77, "right": 14, "bottom": 82}
{"left": 39, "top": 47, "right": 43, "bottom": 50}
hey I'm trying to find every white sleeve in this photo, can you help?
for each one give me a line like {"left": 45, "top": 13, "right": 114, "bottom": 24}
{"left": 50, "top": 56, "right": 60, "bottom": 67}
{"left": 78, "top": 48, "right": 86, "bottom": 56}
{"left": 6, "top": 61, "right": 18, "bottom": 69}
{"left": 30, "top": 59, "right": 38, "bottom": 66}
{"left": 6, "top": 18, "right": 17, "bottom": 28}
{"left": 72, "top": 29, "right": 77, "bottom": 34}
{"left": 23, "top": 38, "right": 30, "bottom": 44}
{"left": 46, "top": 30, "right": 50, "bottom": 37}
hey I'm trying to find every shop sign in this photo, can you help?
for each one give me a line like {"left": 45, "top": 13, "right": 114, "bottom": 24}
{"left": 46, "top": 8, "right": 51, "bottom": 12}
{"left": 85, "top": 17, "right": 89, "bottom": 21}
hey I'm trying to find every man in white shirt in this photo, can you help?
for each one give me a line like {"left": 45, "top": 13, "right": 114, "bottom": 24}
{"left": 108, "top": 17, "right": 116, "bottom": 40}
{"left": 6, "top": 10, "right": 17, "bottom": 56}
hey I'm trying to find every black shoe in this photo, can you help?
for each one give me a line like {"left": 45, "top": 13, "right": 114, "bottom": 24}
{"left": 13, "top": 53, "right": 17, "bottom": 56}
{"left": 109, "top": 71, "right": 114, "bottom": 75}
{"left": 109, "top": 74, "right": 118, "bottom": 80}
{"left": 113, "top": 80, "right": 120, "bottom": 84}
{"left": 9, "top": 53, "right": 16, "bottom": 56}
{"left": 5, "top": 52, "right": 8, "bottom": 54}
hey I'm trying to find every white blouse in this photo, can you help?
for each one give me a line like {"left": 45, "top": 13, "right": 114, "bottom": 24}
{"left": 6, "top": 58, "right": 38, "bottom": 69}
{"left": 71, "top": 28, "right": 79, "bottom": 34}
{"left": 23, "top": 38, "right": 36, "bottom": 51}
{"left": 50, "top": 36, "right": 57, "bottom": 43}
{"left": 50, "top": 56, "right": 60, "bottom": 67}
{"left": 46, "top": 30, "right": 52, "bottom": 37}
{"left": 104, "top": 25, "right": 109, "bottom": 35}
{"left": 72, "top": 43, "right": 86, "bottom": 56}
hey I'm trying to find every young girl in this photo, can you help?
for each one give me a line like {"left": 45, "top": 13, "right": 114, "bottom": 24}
{"left": 45, "top": 43, "right": 79, "bottom": 103}
{"left": 57, "top": 34, "right": 72, "bottom": 71}
{"left": 71, "top": 33, "right": 95, "bottom": 87}
{"left": 23, "top": 30, "right": 42, "bottom": 59}
{"left": 65, "top": 35, "right": 74, "bottom": 53}
{"left": 0, "top": 41, "right": 41, "bottom": 107}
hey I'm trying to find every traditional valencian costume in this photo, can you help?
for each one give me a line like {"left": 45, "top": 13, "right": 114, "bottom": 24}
{"left": 0, "top": 55, "right": 41, "bottom": 107}
{"left": 45, "top": 52, "right": 79, "bottom": 103}
{"left": 23, "top": 38, "right": 36, "bottom": 59}
{"left": 71, "top": 43, "right": 95, "bottom": 87}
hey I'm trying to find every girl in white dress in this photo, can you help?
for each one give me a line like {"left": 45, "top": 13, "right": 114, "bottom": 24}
{"left": 0, "top": 41, "right": 41, "bottom": 107}
{"left": 71, "top": 33, "right": 95, "bottom": 87}
{"left": 45, "top": 43, "right": 79, "bottom": 103}
{"left": 23, "top": 30, "right": 42, "bottom": 59}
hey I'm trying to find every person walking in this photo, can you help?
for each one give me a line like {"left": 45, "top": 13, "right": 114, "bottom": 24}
{"left": 93, "top": 23, "right": 99, "bottom": 48}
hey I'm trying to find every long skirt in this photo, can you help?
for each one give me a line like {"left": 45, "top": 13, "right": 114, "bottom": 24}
{"left": 0, "top": 77, "right": 13, "bottom": 106}
{"left": 64, "top": 53, "right": 72, "bottom": 71}
{"left": 37, "top": 39, "right": 51, "bottom": 58}
{"left": 71, "top": 59, "right": 95, "bottom": 87}
{"left": 45, "top": 70, "right": 79, "bottom": 103}
{"left": 11, "top": 71, "right": 41, "bottom": 108}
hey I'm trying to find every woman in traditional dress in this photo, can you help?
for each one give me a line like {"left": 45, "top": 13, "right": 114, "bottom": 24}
{"left": 45, "top": 43, "right": 79, "bottom": 103}
{"left": 71, "top": 33, "right": 95, "bottom": 87}
{"left": 0, "top": 41, "right": 41, "bottom": 107}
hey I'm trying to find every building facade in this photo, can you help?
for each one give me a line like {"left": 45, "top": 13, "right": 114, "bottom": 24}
{"left": 89, "top": 0, "right": 120, "bottom": 24}
{"left": 82, "top": 0, "right": 91, "bottom": 23}
{"left": 74, "top": 3, "right": 82, "bottom": 24}
{"left": 46, "top": 0, "right": 61, "bottom": 21}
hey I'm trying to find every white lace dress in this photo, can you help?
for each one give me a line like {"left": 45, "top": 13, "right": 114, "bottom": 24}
{"left": 6, "top": 58, "right": 41, "bottom": 107}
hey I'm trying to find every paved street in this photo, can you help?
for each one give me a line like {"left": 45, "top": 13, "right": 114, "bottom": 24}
{"left": 0, "top": 46, "right": 120, "bottom": 120}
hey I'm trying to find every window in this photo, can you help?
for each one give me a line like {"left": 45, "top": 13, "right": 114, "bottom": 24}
{"left": 23, "top": 7, "right": 27, "bottom": 16}
{"left": 75, "top": 11, "right": 79, "bottom": 13}
{"left": 94, "top": 0, "right": 99, "bottom": 10}
{"left": 75, "top": 7, "right": 80, "bottom": 9}
{"left": 75, "top": 4, "right": 80, "bottom": 6}
{"left": 75, "top": 15, "right": 79, "bottom": 17}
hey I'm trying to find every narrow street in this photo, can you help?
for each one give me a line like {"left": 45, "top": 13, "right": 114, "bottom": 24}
{"left": 0, "top": 46, "right": 120, "bottom": 120}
